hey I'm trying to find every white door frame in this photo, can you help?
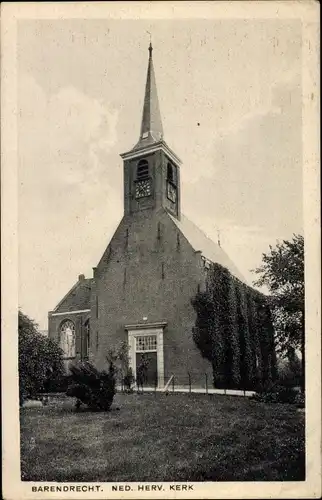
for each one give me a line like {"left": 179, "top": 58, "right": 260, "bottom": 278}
{"left": 125, "top": 322, "right": 166, "bottom": 388}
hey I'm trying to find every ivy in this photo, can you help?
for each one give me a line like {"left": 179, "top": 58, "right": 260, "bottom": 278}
{"left": 258, "top": 304, "right": 278, "bottom": 385}
{"left": 225, "top": 277, "right": 240, "bottom": 386}
{"left": 236, "top": 284, "right": 254, "bottom": 389}
{"left": 247, "top": 294, "right": 263, "bottom": 384}
{"left": 192, "top": 292, "right": 214, "bottom": 362}
{"left": 192, "top": 263, "right": 277, "bottom": 390}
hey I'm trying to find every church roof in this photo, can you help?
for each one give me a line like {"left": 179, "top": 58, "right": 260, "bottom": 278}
{"left": 131, "top": 43, "right": 164, "bottom": 152}
{"left": 169, "top": 213, "right": 248, "bottom": 284}
{"left": 52, "top": 275, "right": 92, "bottom": 313}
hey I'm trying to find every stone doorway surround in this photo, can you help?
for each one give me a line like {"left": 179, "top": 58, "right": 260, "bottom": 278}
{"left": 125, "top": 321, "right": 167, "bottom": 388}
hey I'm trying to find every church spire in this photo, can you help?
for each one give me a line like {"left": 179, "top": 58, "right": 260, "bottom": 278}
{"left": 133, "top": 42, "right": 163, "bottom": 150}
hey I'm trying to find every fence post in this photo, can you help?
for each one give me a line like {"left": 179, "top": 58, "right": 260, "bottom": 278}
{"left": 172, "top": 376, "right": 175, "bottom": 393}
{"left": 205, "top": 373, "right": 208, "bottom": 394}
{"left": 155, "top": 376, "right": 157, "bottom": 396}
{"left": 188, "top": 372, "right": 191, "bottom": 393}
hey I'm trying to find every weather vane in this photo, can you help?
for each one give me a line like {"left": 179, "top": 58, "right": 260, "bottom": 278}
{"left": 146, "top": 30, "right": 153, "bottom": 55}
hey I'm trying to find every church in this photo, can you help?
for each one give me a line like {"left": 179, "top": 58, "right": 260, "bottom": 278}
{"left": 48, "top": 44, "right": 271, "bottom": 389}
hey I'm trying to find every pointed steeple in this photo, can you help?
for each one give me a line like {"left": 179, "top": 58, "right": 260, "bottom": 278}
{"left": 133, "top": 43, "right": 163, "bottom": 150}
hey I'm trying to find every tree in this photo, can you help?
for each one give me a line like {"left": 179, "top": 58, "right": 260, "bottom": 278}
{"left": 117, "top": 341, "right": 135, "bottom": 392}
{"left": 106, "top": 341, "right": 135, "bottom": 392}
{"left": 252, "top": 234, "right": 305, "bottom": 389}
{"left": 18, "top": 310, "right": 64, "bottom": 403}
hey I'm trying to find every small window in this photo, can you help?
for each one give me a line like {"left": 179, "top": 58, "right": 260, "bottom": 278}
{"left": 137, "top": 159, "right": 149, "bottom": 180}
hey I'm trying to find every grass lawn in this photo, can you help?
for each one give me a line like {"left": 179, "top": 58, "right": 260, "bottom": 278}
{"left": 20, "top": 392, "right": 305, "bottom": 482}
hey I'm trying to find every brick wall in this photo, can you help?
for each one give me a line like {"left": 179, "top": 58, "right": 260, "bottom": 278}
{"left": 90, "top": 207, "right": 211, "bottom": 380}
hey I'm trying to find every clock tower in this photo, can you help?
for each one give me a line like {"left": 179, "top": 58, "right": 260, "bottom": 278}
{"left": 121, "top": 43, "right": 181, "bottom": 220}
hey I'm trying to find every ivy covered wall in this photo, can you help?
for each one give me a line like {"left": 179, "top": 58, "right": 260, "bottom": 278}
{"left": 192, "top": 263, "right": 277, "bottom": 390}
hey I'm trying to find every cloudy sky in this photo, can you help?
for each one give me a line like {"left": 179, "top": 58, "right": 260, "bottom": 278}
{"left": 17, "top": 18, "right": 303, "bottom": 329}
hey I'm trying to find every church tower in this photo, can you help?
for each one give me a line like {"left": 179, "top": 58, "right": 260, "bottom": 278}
{"left": 121, "top": 43, "right": 181, "bottom": 220}
{"left": 48, "top": 41, "right": 276, "bottom": 391}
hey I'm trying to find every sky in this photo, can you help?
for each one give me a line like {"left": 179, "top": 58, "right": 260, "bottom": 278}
{"left": 17, "top": 18, "right": 303, "bottom": 329}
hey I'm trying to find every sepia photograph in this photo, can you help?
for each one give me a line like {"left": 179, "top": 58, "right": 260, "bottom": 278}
{"left": 1, "top": 2, "right": 320, "bottom": 499}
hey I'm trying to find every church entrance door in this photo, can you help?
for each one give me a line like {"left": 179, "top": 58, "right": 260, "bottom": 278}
{"left": 126, "top": 323, "right": 166, "bottom": 389}
{"left": 135, "top": 352, "right": 158, "bottom": 387}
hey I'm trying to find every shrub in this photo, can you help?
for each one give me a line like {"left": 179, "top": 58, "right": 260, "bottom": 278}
{"left": 294, "top": 391, "right": 305, "bottom": 408}
{"left": 66, "top": 361, "right": 116, "bottom": 411}
{"left": 113, "top": 341, "right": 136, "bottom": 393}
{"left": 43, "top": 374, "right": 71, "bottom": 393}
{"left": 123, "top": 367, "right": 135, "bottom": 393}
{"left": 251, "top": 383, "right": 299, "bottom": 404}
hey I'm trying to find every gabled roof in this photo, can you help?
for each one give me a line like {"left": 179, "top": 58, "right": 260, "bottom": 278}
{"left": 169, "top": 213, "right": 248, "bottom": 284}
{"left": 52, "top": 275, "right": 92, "bottom": 313}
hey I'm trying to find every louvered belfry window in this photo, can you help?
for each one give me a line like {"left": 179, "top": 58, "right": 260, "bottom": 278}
{"left": 137, "top": 159, "right": 149, "bottom": 180}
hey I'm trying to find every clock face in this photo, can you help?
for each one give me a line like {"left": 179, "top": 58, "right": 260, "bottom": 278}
{"left": 167, "top": 182, "right": 177, "bottom": 203}
{"left": 135, "top": 179, "right": 152, "bottom": 199}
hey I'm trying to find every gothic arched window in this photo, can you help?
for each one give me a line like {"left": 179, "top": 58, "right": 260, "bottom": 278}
{"left": 136, "top": 159, "right": 149, "bottom": 180}
{"left": 166, "top": 162, "right": 177, "bottom": 204}
{"left": 60, "top": 320, "right": 76, "bottom": 359}
{"left": 167, "top": 162, "right": 177, "bottom": 186}
{"left": 84, "top": 319, "right": 90, "bottom": 359}
{"left": 167, "top": 163, "right": 173, "bottom": 183}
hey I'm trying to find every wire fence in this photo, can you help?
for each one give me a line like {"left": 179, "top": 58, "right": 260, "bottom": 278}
{"left": 115, "top": 371, "right": 255, "bottom": 396}
{"left": 41, "top": 370, "right": 266, "bottom": 398}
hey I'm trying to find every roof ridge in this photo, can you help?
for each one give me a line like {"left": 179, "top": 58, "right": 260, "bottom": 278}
{"left": 168, "top": 212, "right": 248, "bottom": 284}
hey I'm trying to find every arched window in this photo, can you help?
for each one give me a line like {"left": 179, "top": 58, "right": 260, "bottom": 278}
{"left": 84, "top": 319, "right": 90, "bottom": 359}
{"left": 167, "top": 163, "right": 173, "bottom": 183}
{"left": 136, "top": 159, "right": 149, "bottom": 180}
{"left": 166, "top": 162, "right": 177, "bottom": 204}
{"left": 60, "top": 320, "right": 76, "bottom": 358}
{"left": 167, "top": 162, "right": 177, "bottom": 185}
